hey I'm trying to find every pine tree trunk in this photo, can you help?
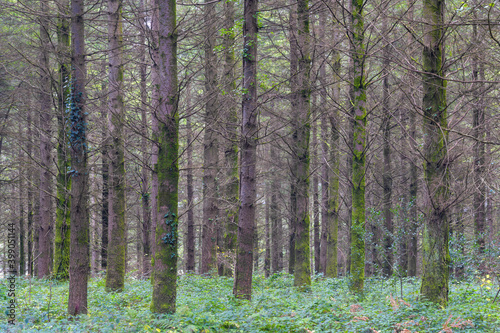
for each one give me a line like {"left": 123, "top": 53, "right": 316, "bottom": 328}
{"left": 37, "top": 0, "right": 53, "bottom": 278}
{"left": 221, "top": 0, "right": 239, "bottom": 277}
{"left": 233, "top": 0, "right": 258, "bottom": 300}
{"left": 312, "top": 117, "right": 320, "bottom": 274}
{"left": 101, "top": 67, "right": 109, "bottom": 271}
{"left": 151, "top": 0, "right": 178, "bottom": 313}
{"left": 200, "top": 0, "right": 219, "bottom": 275}
{"left": 185, "top": 85, "right": 195, "bottom": 273}
{"left": 420, "top": 0, "right": 450, "bottom": 307}
{"left": 68, "top": 0, "right": 89, "bottom": 313}
{"left": 349, "top": 0, "right": 367, "bottom": 294}
{"left": 54, "top": 0, "right": 71, "bottom": 280}
{"left": 381, "top": 14, "right": 393, "bottom": 277}
{"left": 106, "top": 0, "right": 126, "bottom": 292}
{"left": 27, "top": 108, "right": 33, "bottom": 276}
{"left": 270, "top": 144, "right": 282, "bottom": 273}
{"left": 293, "top": 0, "right": 312, "bottom": 288}
{"left": 139, "top": 0, "right": 151, "bottom": 278}
{"left": 472, "top": 22, "right": 486, "bottom": 266}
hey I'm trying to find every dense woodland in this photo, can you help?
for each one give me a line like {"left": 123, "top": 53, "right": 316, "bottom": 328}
{"left": 1, "top": 0, "right": 500, "bottom": 330}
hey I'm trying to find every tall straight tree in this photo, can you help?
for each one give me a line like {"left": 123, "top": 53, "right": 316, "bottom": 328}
{"left": 37, "top": 0, "right": 53, "bottom": 278}
{"left": 201, "top": 0, "right": 219, "bottom": 275}
{"left": 293, "top": 0, "right": 312, "bottom": 288}
{"left": 106, "top": 0, "right": 126, "bottom": 292}
{"left": 349, "top": 0, "right": 367, "bottom": 294}
{"left": 151, "top": 0, "right": 179, "bottom": 313}
{"left": 54, "top": 0, "right": 71, "bottom": 280}
{"left": 68, "top": 0, "right": 89, "bottom": 314}
{"left": 420, "top": 0, "right": 450, "bottom": 307}
{"left": 381, "top": 11, "right": 393, "bottom": 277}
{"left": 233, "top": 0, "right": 258, "bottom": 300}
{"left": 220, "top": 0, "right": 239, "bottom": 277}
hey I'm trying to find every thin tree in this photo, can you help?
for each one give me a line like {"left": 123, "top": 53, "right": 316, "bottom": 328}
{"left": 233, "top": 0, "right": 258, "bottom": 300}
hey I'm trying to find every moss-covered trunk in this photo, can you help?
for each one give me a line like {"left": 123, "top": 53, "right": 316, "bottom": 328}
{"left": 200, "top": 0, "right": 219, "bottom": 275}
{"left": 221, "top": 0, "right": 239, "bottom": 277}
{"left": 151, "top": 0, "right": 178, "bottom": 314}
{"left": 54, "top": 0, "right": 71, "bottom": 280}
{"left": 420, "top": 0, "right": 450, "bottom": 308}
{"left": 349, "top": 0, "right": 366, "bottom": 294}
{"left": 105, "top": 0, "right": 126, "bottom": 292}
{"left": 68, "top": 0, "right": 89, "bottom": 313}
{"left": 293, "top": 0, "right": 311, "bottom": 288}
{"left": 233, "top": 0, "right": 258, "bottom": 300}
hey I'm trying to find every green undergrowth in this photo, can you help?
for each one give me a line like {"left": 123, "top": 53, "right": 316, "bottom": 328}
{"left": 0, "top": 273, "right": 499, "bottom": 332}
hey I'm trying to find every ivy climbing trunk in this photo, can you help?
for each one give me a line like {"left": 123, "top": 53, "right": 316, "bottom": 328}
{"left": 349, "top": 0, "right": 367, "bottom": 294}
{"left": 233, "top": 0, "right": 258, "bottom": 300}
{"left": 221, "top": 0, "right": 239, "bottom": 277}
{"left": 106, "top": 0, "right": 126, "bottom": 292}
{"left": 54, "top": 0, "right": 71, "bottom": 280}
{"left": 201, "top": 0, "right": 219, "bottom": 275}
{"left": 37, "top": 0, "right": 53, "bottom": 278}
{"left": 293, "top": 0, "right": 311, "bottom": 288}
{"left": 68, "top": 0, "right": 89, "bottom": 314}
{"left": 151, "top": 0, "right": 178, "bottom": 313}
{"left": 420, "top": 0, "right": 450, "bottom": 307}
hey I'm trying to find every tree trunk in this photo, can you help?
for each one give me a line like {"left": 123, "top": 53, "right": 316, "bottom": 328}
{"left": 37, "top": 0, "right": 53, "bottom": 278}
{"left": 312, "top": 117, "right": 320, "bottom": 274}
{"left": 270, "top": 144, "right": 282, "bottom": 273}
{"left": 105, "top": 0, "right": 126, "bottom": 292}
{"left": 27, "top": 108, "right": 33, "bottom": 276}
{"left": 381, "top": 14, "right": 393, "bottom": 277}
{"left": 68, "top": 0, "right": 89, "bottom": 313}
{"left": 264, "top": 184, "right": 271, "bottom": 278}
{"left": 185, "top": 84, "right": 195, "bottom": 273}
{"left": 472, "top": 22, "right": 486, "bottom": 266}
{"left": 139, "top": 0, "right": 151, "bottom": 278}
{"left": 151, "top": 0, "right": 178, "bottom": 313}
{"left": 349, "top": 0, "right": 367, "bottom": 294}
{"left": 200, "top": 0, "right": 219, "bottom": 275}
{"left": 420, "top": 0, "right": 450, "bottom": 307}
{"left": 221, "top": 0, "right": 239, "bottom": 277}
{"left": 292, "top": 0, "right": 312, "bottom": 288}
{"left": 54, "top": 0, "right": 71, "bottom": 280}
{"left": 233, "top": 0, "right": 258, "bottom": 300}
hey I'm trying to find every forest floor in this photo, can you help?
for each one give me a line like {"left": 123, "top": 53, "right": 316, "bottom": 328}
{"left": 0, "top": 273, "right": 499, "bottom": 332}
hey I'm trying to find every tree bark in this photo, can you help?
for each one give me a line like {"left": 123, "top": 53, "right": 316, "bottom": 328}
{"left": 381, "top": 13, "right": 393, "bottom": 277}
{"left": 420, "top": 0, "right": 450, "bottom": 307}
{"left": 151, "top": 0, "right": 179, "bottom": 313}
{"left": 200, "top": 0, "right": 219, "bottom": 275}
{"left": 185, "top": 84, "right": 195, "bottom": 273}
{"left": 37, "top": 0, "right": 53, "bottom": 278}
{"left": 233, "top": 0, "right": 258, "bottom": 300}
{"left": 54, "top": 0, "right": 71, "bottom": 280}
{"left": 349, "top": 0, "right": 367, "bottom": 294}
{"left": 68, "top": 0, "right": 89, "bottom": 313}
{"left": 270, "top": 144, "right": 282, "bottom": 273}
{"left": 221, "top": 0, "right": 239, "bottom": 277}
{"left": 105, "top": 0, "right": 126, "bottom": 292}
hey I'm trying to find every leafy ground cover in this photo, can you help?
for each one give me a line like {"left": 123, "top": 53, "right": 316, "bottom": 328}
{"left": 1, "top": 273, "right": 499, "bottom": 332}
